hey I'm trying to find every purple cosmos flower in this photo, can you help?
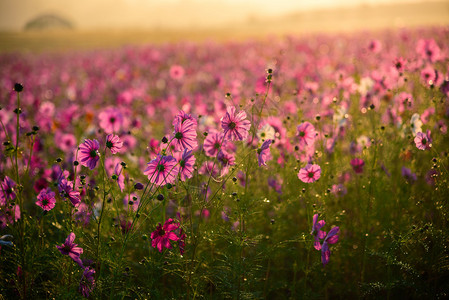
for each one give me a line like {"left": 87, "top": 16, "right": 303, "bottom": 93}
{"left": 177, "top": 149, "right": 196, "bottom": 181}
{"left": 0, "top": 176, "right": 16, "bottom": 206}
{"left": 58, "top": 177, "right": 81, "bottom": 207}
{"left": 350, "top": 158, "right": 365, "bottom": 174}
{"left": 79, "top": 267, "right": 95, "bottom": 298}
{"left": 73, "top": 203, "right": 92, "bottom": 227}
{"left": 56, "top": 232, "right": 84, "bottom": 268}
{"left": 221, "top": 106, "right": 251, "bottom": 141}
{"left": 36, "top": 188, "right": 56, "bottom": 211}
{"left": 257, "top": 139, "right": 272, "bottom": 167}
{"left": 106, "top": 134, "right": 123, "bottom": 154}
{"left": 151, "top": 218, "right": 180, "bottom": 252}
{"left": 298, "top": 164, "right": 321, "bottom": 183}
{"left": 311, "top": 214, "right": 327, "bottom": 250}
{"left": 401, "top": 167, "right": 417, "bottom": 183}
{"left": 143, "top": 155, "right": 178, "bottom": 186}
{"left": 173, "top": 119, "right": 198, "bottom": 151}
{"left": 296, "top": 122, "right": 316, "bottom": 147}
{"left": 321, "top": 226, "right": 340, "bottom": 266}
{"left": 78, "top": 139, "right": 100, "bottom": 170}
{"left": 203, "top": 131, "right": 224, "bottom": 157}
{"left": 414, "top": 130, "right": 432, "bottom": 150}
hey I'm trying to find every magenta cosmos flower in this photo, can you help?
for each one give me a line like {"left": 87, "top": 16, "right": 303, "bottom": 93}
{"left": 310, "top": 214, "right": 326, "bottom": 250}
{"left": 143, "top": 155, "right": 178, "bottom": 186}
{"left": 177, "top": 149, "right": 196, "bottom": 181}
{"left": 298, "top": 164, "right": 321, "bottom": 183}
{"left": 151, "top": 218, "right": 180, "bottom": 252}
{"left": 350, "top": 158, "right": 365, "bottom": 174}
{"left": 0, "top": 176, "right": 16, "bottom": 206}
{"left": 58, "top": 177, "right": 81, "bottom": 207}
{"left": 321, "top": 226, "right": 340, "bottom": 266}
{"left": 257, "top": 139, "right": 272, "bottom": 167}
{"left": 79, "top": 267, "right": 95, "bottom": 298}
{"left": 98, "top": 107, "right": 124, "bottom": 134}
{"left": 296, "top": 122, "right": 316, "bottom": 147}
{"left": 78, "top": 139, "right": 100, "bottom": 170}
{"left": 106, "top": 134, "right": 123, "bottom": 154}
{"left": 36, "top": 188, "right": 56, "bottom": 211}
{"left": 221, "top": 106, "right": 251, "bottom": 141}
{"left": 173, "top": 119, "right": 198, "bottom": 151}
{"left": 56, "top": 232, "right": 84, "bottom": 268}
{"left": 203, "top": 131, "right": 224, "bottom": 157}
{"left": 414, "top": 130, "right": 432, "bottom": 150}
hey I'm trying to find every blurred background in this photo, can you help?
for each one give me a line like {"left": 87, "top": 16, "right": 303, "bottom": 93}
{"left": 0, "top": 0, "right": 448, "bottom": 51}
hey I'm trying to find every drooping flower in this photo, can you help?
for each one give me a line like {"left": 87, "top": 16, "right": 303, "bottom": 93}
{"left": 257, "top": 139, "right": 272, "bottom": 167}
{"left": 79, "top": 267, "right": 95, "bottom": 298}
{"left": 414, "top": 130, "right": 432, "bottom": 150}
{"left": 78, "top": 139, "right": 100, "bottom": 170}
{"left": 296, "top": 122, "right": 316, "bottom": 147}
{"left": 298, "top": 164, "right": 321, "bottom": 183}
{"left": 173, "top": 119, "right": 198, "bottom": 151}
{"left": 36, "top": 188, "right": 56, "bottom": 211}
{"left": 221, "top": 106, "right": 251, "bottom": 141}
{"left": 113, "top": 163, "right": 125, "bottom": 192}
{"left": 177, "top": 149, "right": 196, "bottom": 181}
{"left": 58, "top": 177, "right": 81, "bottom": 207}
{"left": 143, "top": 155, "right": 178, "bottom": 186}
{"left": 350, "top": 158, "right": 365, "bottom": 174}
{"left": 321, "top": 226, "right": 340, "bottom": 266}
{"left": 56, "top": 232, "right": 84, "bottom": 268}
{"left": 310, "top": 214, "right": 326, "bottom": 250}
{"left": 151, "top": 218, "right": 180, "bottom": 252}
{"left": 106, "top": 134, "right": 123, "bottom": 154}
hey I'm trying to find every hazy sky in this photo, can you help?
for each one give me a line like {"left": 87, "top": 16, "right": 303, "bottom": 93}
{"left": 0, "top": 0, "right": 434, "bottom": 30}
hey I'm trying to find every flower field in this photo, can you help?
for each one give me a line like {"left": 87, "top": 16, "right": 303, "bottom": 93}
{"left": 1, "top": 27, "right": 449, "bottom": 298}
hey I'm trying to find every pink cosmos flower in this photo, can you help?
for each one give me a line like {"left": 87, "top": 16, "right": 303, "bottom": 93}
{"left": 257, "top": 139, "right": 272, "bottom": 167}
{"left": 177, "top": 149, "right": 196, "bottom": 181}
{"left": 221, "top": 106, "right": 251, "bottom": 141}
{"left": 416, "top": 39, "right": 442, "bottom": 63}
{"left": 56, "top": 133, "right": 77, "bottom": 153}
{"left": 124, "top": 193, "right": 140, "bottom": 212}
{"left": 321, "top": 226, "right": 339, "bottom": 266}
{"left": 56, "top": 232, "right": 84, "bottom": 268}
{"left": 169, "top": 65, "right": 185, "bottom": 80}
{"left": 414, "top": 130, "right": 432, "bottom": 150}
{"left": 350, "top": 158, "right": 365, "bottom": 174}
{"left": 143, "top": 155, "right": 178, "bottom": 186}
{"left": 311, "top": 214, "right": 326, "bottom": 250}
{"left": 296, "top": 122, "right": 316, "bottom": 146}
{"left": 203, "top": 131, "right": 224, "bottom": 157}
{"left": 36, "top": 188, "right": 56, "bottom": 211}
{"left": 173, "top": 119, "right": 198, "bottom": 151}
{"left": 172, "top": 110, "right": 197, "bottom": 127}
{"left": 298, "top": 164, "right": 321, "bottom": 183}
{"left": 198, "top": 161, "right": 219, "bottom": 178}
{"left": 151, "top": 218, "right": 180, "bottom": 252}
{"left": 73, "top": 203, "right": 92, "bottom": 227}
{"left": 78, "top": 139, "right": 100, "bottom": 170}
{"left": 98, "top": 107, "right": 124, "bottom": 134}
{"left": 106, "top": 134, "right": 123, "bottom": 154}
